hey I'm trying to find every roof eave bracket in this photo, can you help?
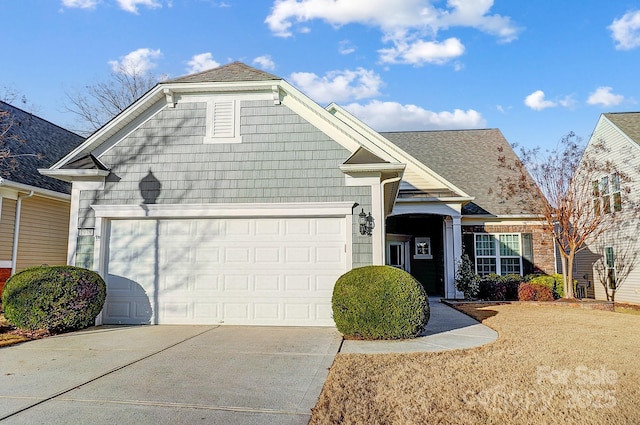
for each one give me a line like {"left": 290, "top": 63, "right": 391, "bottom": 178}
{"left": 163, "top": 88, "right": 175, "bottom": 108}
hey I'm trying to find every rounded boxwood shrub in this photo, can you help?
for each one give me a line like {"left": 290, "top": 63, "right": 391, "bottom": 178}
{"left": 1, "top": 265, "right": 106, "bottom": 332}
{"left": 332, "top": 265, "right": 429, "bottom": 340}
{"left": 518, "top": 283, "right": 554, "bottom": 301}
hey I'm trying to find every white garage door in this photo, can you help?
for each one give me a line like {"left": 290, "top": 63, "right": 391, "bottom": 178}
{"left": 103, "top": 217, "right": 347, "bottom": 326}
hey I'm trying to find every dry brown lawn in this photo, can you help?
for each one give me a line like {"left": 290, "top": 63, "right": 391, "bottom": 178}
{"left": 311, "top": 303, "right": 640, "bottom": 424}
{"left": 0, "top": 314, "right": 49, "bottom": 348}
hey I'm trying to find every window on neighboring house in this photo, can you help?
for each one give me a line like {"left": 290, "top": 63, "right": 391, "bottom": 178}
{"left": 605, "top": 246, "right": 616, "bottom": 289}
{"left": 611, "top": 174, "right": 622, "bottom": 212}
{"left": 474, "top": 233, "right": 523, "bottom": 276}
{"left": 593, "top": 174, "right": 622, "bottom": 215}
{"left": 601, "top": 176, "right": 611, "bottom": 214}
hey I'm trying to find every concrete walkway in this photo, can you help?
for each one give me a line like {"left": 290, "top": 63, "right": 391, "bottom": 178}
{"left": 340, "top": 297, "right": 498, "bottom": 354}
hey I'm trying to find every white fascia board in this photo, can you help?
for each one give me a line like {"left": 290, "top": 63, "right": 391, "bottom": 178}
{"left": 163, "top": 80, "right": 282, "bottom": 94}
{"left": 395, "top": 196, "right": 474, "bottom": 203}
{"left": 462, "top": 215, "right": 546, "bottom": 226}
{"left": 391, "top": 201, "right": 462, "bottom": 217}
{"left": 0, "top": 178, "right": 70, "bottom": 201}
{"left": 327, "top": 103, "right": 471, "bottom": 199}
{"left": 92, "top": 201, "right": 356, "bottom": 219}
{"left": 39, "top": 169, "right": 109, "bottom": 182}
{"left": 339, "top": 163, "right": 406, "bottom": 174}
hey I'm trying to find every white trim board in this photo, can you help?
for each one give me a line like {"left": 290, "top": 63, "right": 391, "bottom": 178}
{"left": 91, "top": 202, "right": 356, "bottom": 219}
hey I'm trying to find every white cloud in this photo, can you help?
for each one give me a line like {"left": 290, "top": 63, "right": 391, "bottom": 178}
{"left": 253, "top": 55, "right": 276, "bottom": 71}
{"left": 186, "top": 53, "right": 220, "bottom": 74}
{"left": 339, "top": 40, "right": 356, "bottom": 55}
{"left": 266, "top": 0, "right": 518, "bottom": 39}
{"left": 344, "top": 100, "right": 486, "bottom": 131}
{"left": 289, "top": 68, "right": 383, "bottom": 104}
{"left": 524, "top": 90, "right": 557, "bottom": 111}
{"left": 379, "top": 37, "right": 465, "bottom": 65}
{"left": 558, "top": 95, "right": 576, "bottom": 108}
{"left": 609, "top": 10, "right": 640, "bottom": 50}
{"left": 109, "top": 48, "right": 162, "bottom": 75}
{"left": 265, "top": 0, "right": 519, "bottom": 64}
{"left": 587, "top": 86, "right": 624, "bottom": 107}
{"left": 61, "top": 0, "right": 99, "bottom": 8}
{"left": 116, "top": 0, "right": 162, "bottom": 14}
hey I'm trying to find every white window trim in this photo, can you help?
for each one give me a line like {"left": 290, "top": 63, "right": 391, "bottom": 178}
{"left": 204, "top": 98, "right": 242, "bottom": 144}
{"left": 413, "top": 236, "right": 432, "bottom": 259}
{"left": 474, "top": 233, "right": 524, "bottom": 276}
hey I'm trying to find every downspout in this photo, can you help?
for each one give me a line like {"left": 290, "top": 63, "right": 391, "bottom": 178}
{"left": 11, "top": 191, "right": 34, "bottom": 275}
{"left": 379, "top": 176, "right": 402, "bottom": 265}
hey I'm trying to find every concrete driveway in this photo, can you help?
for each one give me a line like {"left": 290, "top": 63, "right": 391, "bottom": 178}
{"left": 0, "top": 325, "right": 341, "bottom": 424}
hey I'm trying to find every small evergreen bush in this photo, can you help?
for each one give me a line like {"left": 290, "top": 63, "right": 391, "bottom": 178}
{"left": 332, "top": 265, "right": 429, "bottom": 340}
{"left": 455, "top": 254, "right": 479, "bottom": 299}
{"left": 528, "top": 274, "right": 564, "bottom": 299}
{"left": 518, "top": 283, "right": 554, "bottom": 301}
{"left": 2, "top": 266, "right": 106, "bottom": 332}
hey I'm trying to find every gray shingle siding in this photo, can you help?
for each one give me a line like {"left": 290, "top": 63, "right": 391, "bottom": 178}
{"left": 77, "top": 99, "right": 372, "bottom": 267}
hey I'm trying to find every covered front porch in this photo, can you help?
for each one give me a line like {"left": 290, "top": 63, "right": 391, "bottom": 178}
{"left": 384, "top": 200, "right": 464, "bottom": 299}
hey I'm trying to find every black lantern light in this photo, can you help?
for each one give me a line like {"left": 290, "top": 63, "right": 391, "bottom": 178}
{"left": 358, "top": 208, "right": 375, "bottom": 236}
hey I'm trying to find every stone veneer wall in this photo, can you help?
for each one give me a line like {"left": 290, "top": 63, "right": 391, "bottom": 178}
{"left": 463, "top": 224, "right": 556, "bottom": 275}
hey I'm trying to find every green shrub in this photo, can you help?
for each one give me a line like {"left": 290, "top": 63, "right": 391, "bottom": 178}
{"left": 332, "top": 265, "right": 429, "bottom": 340}
{"left": 518, "top": 283, "right": 554, "bottom": 301}
{"left": 2, "top": 266, "right": 106, "bottom": 332}
{"left": 455, "top": 254, "right": 479, "bottom": 299}
{"left": 477, "top": 274, "right": 522, "bottom": 301}
{"left": 528, "top": 274, "right": 564, "bottom": 299}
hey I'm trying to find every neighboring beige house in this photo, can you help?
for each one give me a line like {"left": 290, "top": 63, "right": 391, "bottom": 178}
{"left": 575, "top": 112, "right": 640, "bottom": 304}
{"left": 0, "top": 101, "right": 84, "bottom": 290}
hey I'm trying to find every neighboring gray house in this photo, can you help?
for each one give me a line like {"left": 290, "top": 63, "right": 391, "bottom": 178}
{"left": 42, "top": 62, "right": 553, "bottom": 326}
{"left": 574, "top": 112, "right": 640, "bottom": 304}
{"left": 0, "top": 101, "right": 84, "bottom": 288}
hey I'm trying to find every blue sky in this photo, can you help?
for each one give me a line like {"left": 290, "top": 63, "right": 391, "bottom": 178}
{"left": 2, "top": 0, "right": 639, "bottom": 150}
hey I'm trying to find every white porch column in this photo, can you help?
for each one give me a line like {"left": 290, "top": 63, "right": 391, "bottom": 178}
{"left": 372, "top": 181, "right": 384, "bottom": 265}
{"left": 444, "top": 215, "right": 464, "bottom": 299}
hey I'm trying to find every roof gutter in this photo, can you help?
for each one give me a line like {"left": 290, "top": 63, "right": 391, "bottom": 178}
{"left": 11, "top": 190, "right": 34, "bottom": 274}
{"left": 0, "top": 178, "right": 71, "bottom": 201}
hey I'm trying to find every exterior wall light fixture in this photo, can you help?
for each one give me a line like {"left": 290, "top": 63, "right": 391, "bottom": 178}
{"left": 358, "top": 208, "right": 375, "bottom": 236}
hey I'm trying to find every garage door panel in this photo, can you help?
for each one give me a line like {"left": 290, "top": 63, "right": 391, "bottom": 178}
{"left": 104, "top": 217, "right": 346, "bottom": 325}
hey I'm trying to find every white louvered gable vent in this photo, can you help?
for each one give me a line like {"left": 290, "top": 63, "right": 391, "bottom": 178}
{"left": 212, "top": 100, "right": 234, "bottom": 137}
{"left": 205, "top": 98, "right": 242, "bottom": 143}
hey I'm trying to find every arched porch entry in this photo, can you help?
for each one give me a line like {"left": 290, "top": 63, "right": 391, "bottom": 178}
{"left": 385, "top": 214, "right": 445, "bottom": 296}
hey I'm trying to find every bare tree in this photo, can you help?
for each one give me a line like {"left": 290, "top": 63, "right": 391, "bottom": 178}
{"left": 498, "top": 132, "right": 638, "bottom": 299}
{"left": 64, "top": 65, "right": 159, "bottom": 136}
{"left": 591, "top": 226, "right": 638, "bottom": 302}
{"left": 0, "top": 108, "right": 24, "bottom": 176}
{"left": 0, "top": 94, "right": 41, "bottom": 177}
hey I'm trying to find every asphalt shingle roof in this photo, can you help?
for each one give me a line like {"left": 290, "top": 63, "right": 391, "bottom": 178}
{"left": 382, "top": 129, "right": 531, "bottom": 215}
{"left": 604, "top": 112, "right": 640, "bottom": 145}
{"left": 168, "top": 61, "right": 281, "bottom": 84}
{"left": 0, "top": 101, "right": 84, "bottom": 194}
